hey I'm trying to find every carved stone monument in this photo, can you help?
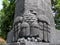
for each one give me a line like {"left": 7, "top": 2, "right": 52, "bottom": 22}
{"left": 7, "top": 0, "right": 57, "bottom": 44}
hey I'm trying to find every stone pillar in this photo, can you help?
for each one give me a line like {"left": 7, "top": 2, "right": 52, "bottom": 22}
{"left": 13, "top": 0, "right": 56, "bottom": 43}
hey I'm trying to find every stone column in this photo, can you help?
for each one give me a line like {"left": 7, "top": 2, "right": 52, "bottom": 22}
{"left": 13, "top": 0, "right": 56, "bottom": 43}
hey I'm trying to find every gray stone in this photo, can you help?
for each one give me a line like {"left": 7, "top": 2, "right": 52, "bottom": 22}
{"left": 31, "top": 21, "right": 40, "bottom": 36}
{"left": 21, "top": 22, "right": 30, "bottom": 36}
{"left": 7, "top": 0, "right": 59, "bottom": 44}
{"left": 7, "top": 30, "right": 14, "bottom": 43}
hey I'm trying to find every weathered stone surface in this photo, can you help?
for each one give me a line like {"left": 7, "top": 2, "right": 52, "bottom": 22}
{"left": 25, "top": 41, "right": 49, "bottom": 45}
{"left": 21, "top": 22, "right": 30, "bottom": 36}
{"left": 30, "top": 21, "right": 40, "bottom": 36}
{"left": 53, "top": 30, "right": 60, "bottom": 44}
{"left": 7, "top": 0, "right": 59, "bottom": 44}
{"left": 7, "top": 30, "right": 14, "bottom": 43}
{"left": 15, "top": 0, "right": 25, "bottom": 18}
{"left": 15, "top": 0, "right": 55, "bottom": 27}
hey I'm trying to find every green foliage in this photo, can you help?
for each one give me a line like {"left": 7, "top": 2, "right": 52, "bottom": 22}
{"left": 0, "top": 0, "right": 15, "bottom": 39}
{"left": 53, "top": 0, "right": 60, "bottom": 30}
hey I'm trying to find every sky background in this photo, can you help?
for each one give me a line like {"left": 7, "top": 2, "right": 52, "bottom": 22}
{"left": 0, "top": 0, "right": 3, "bottom": 10}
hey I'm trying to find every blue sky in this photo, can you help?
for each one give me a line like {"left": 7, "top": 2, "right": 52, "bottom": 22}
{"left": 0, "top": 0, "right": 3, "bottom": 10}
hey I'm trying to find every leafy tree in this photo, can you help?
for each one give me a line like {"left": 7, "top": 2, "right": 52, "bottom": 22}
{"left": 52, "top": 0, "right": 60, "bottom": 30}
{"left": 0, "top": 0, "right": 15, "bottom": 40}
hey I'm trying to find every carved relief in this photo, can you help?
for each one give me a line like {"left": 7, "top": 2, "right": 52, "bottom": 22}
{"left": 7, "top": 10, "right": 50, "bottom": 42}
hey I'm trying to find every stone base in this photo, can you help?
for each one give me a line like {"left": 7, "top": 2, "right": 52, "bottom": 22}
{"left": 5, "top": 42, "right": 60, "bottom": 45}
